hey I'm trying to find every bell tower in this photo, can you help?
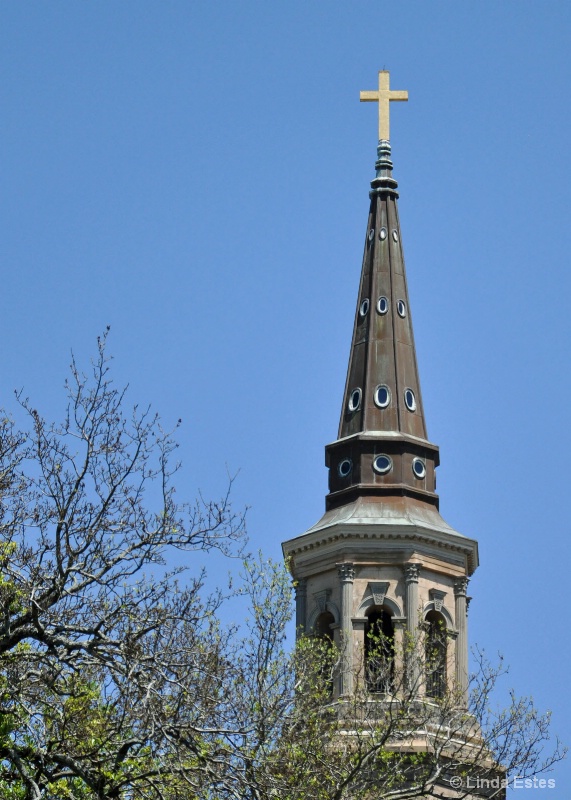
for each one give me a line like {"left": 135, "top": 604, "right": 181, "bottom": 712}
{"left": 282, "top": 72, "right": 478, "bottom": 705}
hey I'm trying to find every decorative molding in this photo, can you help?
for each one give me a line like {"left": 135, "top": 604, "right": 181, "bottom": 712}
{"left": 313, "top": 589, "right": 332, "bottom": 613}
{"left": 429, "top": 588, "right": 447, "bottom": 613}
{"left": 368, "top": 581, "right": 390, "bottom": 607}
{"left": 357, "top": 591, "right": 402, "bottom": 618}
{"left": 337, "top": 562, "right": 355, "bottom": 582}
{"left": 284, "top": 527, "right": 478, "bottom": 575}
{"left": 454, "top": 577, "right": 469, "bottom": 597}
{"left": 307, "top": 599, "right": 341, "bottom": 632}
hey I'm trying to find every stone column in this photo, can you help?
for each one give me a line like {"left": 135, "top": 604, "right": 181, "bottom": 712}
{"left": 454, "top": 576, "right": 469, "bottom": 706}
{"left": 337, "top": 562, "right": 355, "bottom": 696}
{"left": 294, "top": 578, "right": 307, "bottom": 639}
{"left": 404, "top": 563, "right": 421, "bottom": 692}
{"left": 392, "top": 617, "right": 407, "bottom": 696}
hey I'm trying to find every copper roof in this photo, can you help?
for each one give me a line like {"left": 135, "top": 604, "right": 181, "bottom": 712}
{"left": 326, "top": 141, "right": 440, "bottom": 511}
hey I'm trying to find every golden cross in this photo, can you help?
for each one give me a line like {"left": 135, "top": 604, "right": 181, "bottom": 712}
{"left": 360, "top": 71, "right": 408, "bottom": 141}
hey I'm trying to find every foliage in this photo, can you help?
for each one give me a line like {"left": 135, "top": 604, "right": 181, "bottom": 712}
{"left": 190, "top": 557, "right": 565, "bottom": 800}
{"left": 0, "top": 331, "right": 246, "bottom": 799}
{"left": 0, "top": 335, "right": 564, "bottom": 799}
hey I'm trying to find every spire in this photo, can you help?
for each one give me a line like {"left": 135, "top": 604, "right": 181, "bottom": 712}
{"left": 338, "top": 140, "right": 428, "bottom": 441}
{"left": 325, "top": 113, "right": 440, "bottom": 511}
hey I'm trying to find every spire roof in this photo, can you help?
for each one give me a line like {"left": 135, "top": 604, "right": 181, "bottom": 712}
{"left": 325, "top": 138, "right": 440, "bottom": 512}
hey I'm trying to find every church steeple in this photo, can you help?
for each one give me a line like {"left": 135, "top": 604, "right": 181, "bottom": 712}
{"left": 283, "top": 72, "right": 478, "bottom": 711}
{"left": 326, "top": 136, "right": 440, "bottom": 511}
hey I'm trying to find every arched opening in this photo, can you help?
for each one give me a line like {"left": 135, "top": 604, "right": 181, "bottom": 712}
{"left": 365, "top": 607, "right": 394, "bottom": 694}
{"left": 315, "top": 611, "right": 335, "bottom": 643}
{"left": 425, "top": 610, "right": 447, "bottom": 699}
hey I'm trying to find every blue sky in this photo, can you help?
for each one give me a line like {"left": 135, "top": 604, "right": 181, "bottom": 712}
{"left": 1, "top": 1, "right": 570, "bottom": 793}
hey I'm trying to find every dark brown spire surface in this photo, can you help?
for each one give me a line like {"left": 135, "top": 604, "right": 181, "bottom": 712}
{"left": 325, "top": 141, "right": 440, "bottom": 511}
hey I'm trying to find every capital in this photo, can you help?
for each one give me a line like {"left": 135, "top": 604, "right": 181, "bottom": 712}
{"left": 454, "top": 577, "right": 469, "bottom": 597}
{"left": 404, "top": 563, "right": 421, "bottom": 584}
{"left": 337, "top": 562, "right": 355, "bottom": 583}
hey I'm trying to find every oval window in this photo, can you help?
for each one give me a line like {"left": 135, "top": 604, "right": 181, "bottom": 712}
{"left": 397, "top": 300, "right": 406, "bottom": 318}
{"left": 404, "top": 388, "right": 417, "bottom": 412}
{"left": 374, "top": 384, "right": 391, "bottom": 408}
{"left": 348, "top": 388, "right": 362, "bottom": 413}
{"left": 379, "top": 227, "right": 388, "bottom": 241}
{"left": 368, "top": 228, "right": 375, "bottom": 242}
{"left": 373, "top": 454, "right": 392, "bottom": 475}
{"left": 412, "top": 458, "right": 426, "bottom": 479}
{"left": 359, "top": 298, "right": 370, "bottom": 317}
{"left": 338, "top": 458, "right": 353, "bottom": 478}
{"left": 377, "top": 296, "right": 389, "bottom": 315}
{"left": 392, "top": 230, "right": 399, "bottom": 242}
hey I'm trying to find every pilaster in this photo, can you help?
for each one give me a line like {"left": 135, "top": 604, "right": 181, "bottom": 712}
{"left": 404, "top": 563, "right": 421, "bottom": 692}
{"left": 454, "top": 576, "right": 469, "bottom": 705}
{"left": 337, "top": 562, "right": 355, "bottom": 695}
{"left": 294, "top": 578, "right": 307, "bottom": 638}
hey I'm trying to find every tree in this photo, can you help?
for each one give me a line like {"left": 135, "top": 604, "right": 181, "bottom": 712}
{"left": 0, "top": 336, "right": 565, "bottom": 799}
{"left": 0, "top": 331, "right": 246, "bottom": 799}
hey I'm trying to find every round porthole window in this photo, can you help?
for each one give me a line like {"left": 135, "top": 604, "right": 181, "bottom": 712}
{"left": 359, "top": 298, "right": 370, "bottom": 317}
{"left": 348, "top": 388, "right": 362, "bottom": 413}
{"left": 404, "top": 388, "right": 417, "bottom": 412}
{"left": 374, "top": 384, "right": 391, "bottom": 408}
{"left": 379, "top": 227, "right": 388, "bottom": 241}
{"left": 368, "top": 228, "right": 375, "bottom": 242}
{"left": 392, "top": 230, "right": 399, "bottom": 242}
{"left": 412, "top": 458, "right": 426, "bottom": 479}
{"left": 373, "top": 454, "right": 392, "bottom": 475}
{"left": 338, "top": 458, "right": 353, "bottom": 478}
{"left": 397, "top": 300, "right": 406, "bottom": 318}
{"left": 377, "top": 296, "right": 389, "bottom": 315}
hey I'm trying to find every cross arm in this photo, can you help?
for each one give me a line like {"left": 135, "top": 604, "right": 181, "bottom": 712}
{"left": 360, "top": 91, "right": 378, "bottom": 102}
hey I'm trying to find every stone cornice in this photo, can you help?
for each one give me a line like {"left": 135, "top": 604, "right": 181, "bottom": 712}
{"left": 283, "top": 523, "right": 478, "bottom": 575}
